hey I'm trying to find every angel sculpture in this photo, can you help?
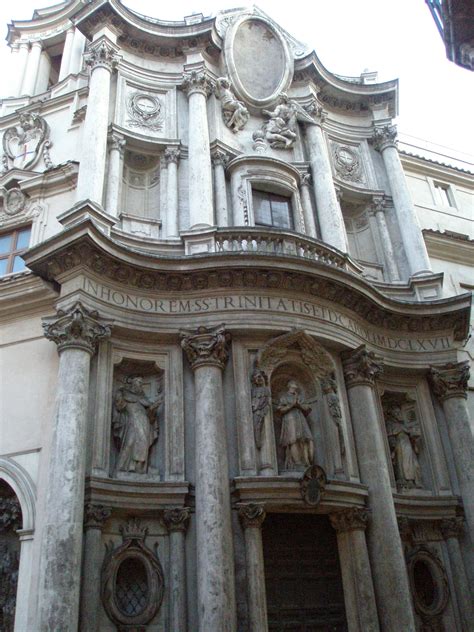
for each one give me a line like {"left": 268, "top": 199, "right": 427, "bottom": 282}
{"left": 261, "top": 94, "right": 315, "bottom": 149}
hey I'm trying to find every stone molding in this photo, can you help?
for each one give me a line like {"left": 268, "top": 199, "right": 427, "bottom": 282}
{"left": 211, "top": 147, "right": 231, "bottom": 168}
{"left": 440, "top": 517, "right": 464, "bottom": 540}
{"left": 371, "top": 124, "right": 398, "bottom": 152}
{"left": 42, "top": 301, "right": 112, "bottom": 355}
{"left": 429, "top": 361, "right": 470, "bottom": 401}
{"left": 238, "top": 503, "right": 266, "bottom": 529}
{"left": 181, "top": 325, "right": 230, "bottom": 370}
{"left": 108, "top": 132, "right": 126, "bottom": 155}
{"left": 304, "top": 98, "right": 327, "bottom": 126}
{"left": 181, "top": 69, "right": 214, "bottom": 98}
{"left": 341, "top": 344, "right": 384, "bottom": 387}
{"left": 84, "top": 38, "right": 119, "bottom": 73}
{"left": 164, "top": 147, "right": 180, "bottom": 165}
{"left": 329, "top": 507, "right": 369, "bottom": 532}
{"left": 84, "top": 503, "right": 111, "bottom": 529}
{"left": 300, "top": 171, "right": 312, "bottom": 187}
{"left": 163, "top": 507, "right": 191, "bottom": 533}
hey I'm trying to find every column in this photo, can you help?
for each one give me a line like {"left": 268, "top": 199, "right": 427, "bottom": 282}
{"left": 238, "top": 504, "right": 268, "bottom": 632}
{"left": 22, "top": 41, "right": 42, "bottom": 96}
{"left": 372, "top": 125, "right": 431, "bottom": 277}
{"left": 37, "top": 303, "right": 111, "bottom": 632}
{"left": 79, "top": 504, "right": 111, "bottom": 632}
{"left": 182, "top": 70, "right": 214, "bottom": 228}
{"left": 105, "top": 131, "right": 125, "bottom": 216}
{"left": 329, "top": 508, "right": 380, "bottom": 632}
{"left": 163, "top": 507, "right": 191, "bottom": 632}
{"left": 430, "top": 362, "right": 474, "bottom": 541}
{"left": 35, "top": 51, "right": 52, "bottom": 95}
{"left": 440, "top": 518, "right": 474, "bottom": 629}
{"left": 59, "top": 27, "right": 75, "bottom": 81}
{"left": 211, "top": 148, "right": 230, "bottom": 227}
{"left": 371, "top": 196, "right": 400, "bottom": 281}
{"left": 12, "top": 42, "right": 29, "bottom": 97}
{"left": 69, "top": 29, "right": 86, "bottom": 75}
{"left": 342, "top": 345, "right": 416, "bottom": 632}
{"left": 300, "top": 172, "right": 318, "bottom": 238}
{"left": 164, "top": 147, "right": 180, "bottom": 237}
{"left": 76, "top": 37, "right": 119, "bottom": 205}
{"left": 13, "top": 528, "right": 34, "bottom": 632}
{"left": 181, "top": 326, "right": 236, "bottom": 632}
{"left": 304, "top": 105, "right": 347, "bottom": 252}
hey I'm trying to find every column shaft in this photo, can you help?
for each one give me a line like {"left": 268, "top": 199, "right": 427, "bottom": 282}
{"left": 13, "top": 530, "right": 34, "bottom": 632}
{"left": 105, "top": 134, "right": 125, "bottom": 216}
{"left": 79, "top": 527, "right": 104, "bottom": 631}
{"left": 35, "top": 51, "right": 51, "bottom": 95}
{"left": 22, "top": 42, "right": 42, "bottom": 96}
{"left": 168, "top": 529, "right": 186, "bottom": 631}
{"left": 165, "top": 148, "right": 180, "bottom": 237}
{"left": 300, "top": 175, "right": 317, "bottom": 238}
{"left": 212, "top": 150, "right": 229, "bottom": 227}
{"left": 374, "top": 206, "right": 400, "bottom": 281}
{"left": 13, "top": 43, "right": 29, "bottom": 97}
{"left": 305, "top": 123, "right": 347, "bottom": 252}
{"left": 441, "top": 525, "right": 474, "bottom": 629}
{"left": 59, "top": 28, "right": 75, "bottom": 81}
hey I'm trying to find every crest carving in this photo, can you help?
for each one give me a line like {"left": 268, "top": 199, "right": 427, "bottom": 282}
{"left": 332, "top": 144, "right": 364, "bottom": 183}
{"left": 1, "top": 188, "right": 28, "bottom": 216}
{"left": 1, "top": 113, "right": 52, "bottom": 172}
{"left": 127, "top": 92, "right": 164, "bottom": 131}
{"left": 300, "top": 465, "right": 327, "bottom": 506}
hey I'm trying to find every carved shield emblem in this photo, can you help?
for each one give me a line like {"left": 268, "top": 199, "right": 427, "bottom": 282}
{"left": 2, "top": 113, "right": 48, "bottom": 170}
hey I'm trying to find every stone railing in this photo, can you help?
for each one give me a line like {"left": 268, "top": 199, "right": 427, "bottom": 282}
{"left": 214, "top": 227, "right": 362, "bottom": 274}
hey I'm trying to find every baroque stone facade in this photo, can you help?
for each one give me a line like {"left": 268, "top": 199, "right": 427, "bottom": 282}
{"left": 0, "top": 2, "right": 473, "bottom": 632}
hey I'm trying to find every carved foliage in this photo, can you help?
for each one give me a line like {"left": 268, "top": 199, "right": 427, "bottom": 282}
{"left": 238, "top": 503, "right": 266, "bottom": 529}
{"left": 84, "top": 503, "right": 111, "bottom": 529}
{"left": 371, "top": 125, "right": 398, "bottom": 152}
{"left": 1, "top": 112, "right": 51, "bottom": 172}
{"left": 42, "top": 302, "right": 112, "bottom": 355}
{"left": 300, "top": 464, "right": 327, "bottom": 506}
{"left": 84, "top": 39, "right": 119, "bottom": 72}
{"left": 127, "top": 92, "right": 163, "bottom": 132}
{"left": 181, "top": 70, "right": 213, "bottom": 97}
{"left": 329, "top": 507, "right": 369, "bottom": 532}
{"left": 257, "top": 330, "right": 334, "bottom": 377}
{"left": 429, "top": 362, "right": 470, "bottom": 401}
{"left": 181, "top": 325, "right": 230, "bottom": 370}
{"left": 341, "top": 344, "right": 383, "bottom": 387}
{"left": 163, "top": 507, "right": 190, "bottom": 533}
{"left": 101, "top": 519, "right": 164, "bottom": 631}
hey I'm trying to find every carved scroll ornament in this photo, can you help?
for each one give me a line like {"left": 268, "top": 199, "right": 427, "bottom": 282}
{"left": 1, "top": 112, "right": 52, "bottom": 172}
{"left": 181, "top": 325, "right": 230, "bottom": 370}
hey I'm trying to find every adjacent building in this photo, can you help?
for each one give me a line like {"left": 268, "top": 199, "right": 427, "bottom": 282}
{"left": 0, "top": 1, "right": 473, "bottom": 631}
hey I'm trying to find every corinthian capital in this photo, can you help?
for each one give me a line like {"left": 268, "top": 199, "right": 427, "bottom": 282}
{"left": 163, "top": 507, "right": 191, "bottom": 533}
{"left": 181, "top": 69, "right": 214, "bottom": 98}
{"left": 108, "top": 131, "right": 126, "bottom": 154}
{"left": 329, "top": 508, "right": 370, "bottom": 532}
{"left": 84, "top": 38, "right": 119, "bottom": 73}
{"left": 211, "top": 147, "right": 230, "bottom": 168}
{"left": 42, "top": 302, "right": 112, "bottom": 355}
{"left": 440, "top": 517, "right": 464, "bottom": 540}
{"left": 429, "top": 361, "right": 470, "bottom": 401}
{"left": 181, "top": 325, "right": 230, "bottom": 370}
{"left": 371, "top": 124, "right": 398, "bottom": 152}
{"left": 84, "top": 503, "right": 111, "bottom": 529}
{"left": 164, "top": 147, "right": 180, "bottom": 165}
{"left": 342, "top": 345, "right": 383, "bottom": 387}
{"left": 238, "top": 503, "right": 266, "bottom": 529}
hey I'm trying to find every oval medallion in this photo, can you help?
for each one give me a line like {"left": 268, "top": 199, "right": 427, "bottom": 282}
{"left": 225, "top": 16, "right": 293, "bottom": 107}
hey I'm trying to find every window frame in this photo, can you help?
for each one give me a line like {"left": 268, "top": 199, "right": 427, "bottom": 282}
{"left": 432, "top": 180, "right": 457, "bottom": 209}
{"left": 0, "top": 225, "right": 32, "bottom": 276}
{"left": 252, "top": 188, "right": 294, "bottom": 230}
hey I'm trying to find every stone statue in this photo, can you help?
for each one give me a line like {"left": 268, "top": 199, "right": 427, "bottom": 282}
{"left": 112, "top": 375, "right": 162, "bottom": 474}
{"left": 384, "top": 403, "right": 422, "bottom": 489}
{"left": 251, "top": 370, "right": 271, "bottom": 449}
{"left": 262, "top": 93, "right": 298, "bottom": 148}
{"left": 276, "top": 380, "right": 314, "bottom": 469}
{"left": 215, "top": 77, "right": 250, "bottom": 133}
{"left": 321, "top": 375, "right": 345, "bottom": 457}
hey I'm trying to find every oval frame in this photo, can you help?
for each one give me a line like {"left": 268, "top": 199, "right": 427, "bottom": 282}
{"left": 407, "top": 546, "right": 449, "bottom": 618}
{"left": 224, "top": 15, "right": 294, "bottom": 108}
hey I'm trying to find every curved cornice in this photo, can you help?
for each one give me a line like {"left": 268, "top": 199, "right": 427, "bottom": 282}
{"left": 23, "top": 217, "right": 471, "bottom": 344}
{"left": 7, "top": 0, "right": 84, "bottom": 45}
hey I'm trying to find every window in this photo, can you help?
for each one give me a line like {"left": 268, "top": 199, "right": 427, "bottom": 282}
{"left": 0, "top": 226, "right": 31, "bottom": 275}
{"left": 122, "top": 152, "right": 160, "bottom": 219}
{"left": 433, "top": 182, "right": 454, "bottom": 207}
{"left": 253, "top": 190, "right": 293, "bottom": 229}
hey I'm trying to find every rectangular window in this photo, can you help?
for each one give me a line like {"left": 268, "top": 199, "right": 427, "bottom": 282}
{"left": 433, "top": 182, "right": 454, "bottom": 207}
{"left": 0, "top": 226, "right": 31, "bottom": 275}
{"left": 253, "top": 190, "right": 293, "bottom": 229}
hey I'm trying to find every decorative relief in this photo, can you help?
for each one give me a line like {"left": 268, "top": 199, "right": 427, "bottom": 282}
{"left": 211, "top": 148, "right": 230, "bottom": 168}
{"left": 329, "top": 507, "right": 369, "bottom": 532}
{"left": 429, "top": 361, "right": 469, "bottom": 401}
{"left": 256, "top": 94, "right": 313, "bottom": 150}
{"left": 332, "top": 144, "right": 364, "bottom": 183}
{"left": 1, "top": 188, "right": 28, "bottom": 216}
{"left": 237, "top": 184, "right": 250, "bottom": 224}
{"left": 300, "top": 464, "right": 327, "bottom": 506}
{"left": 382, "top": 394, "right": 422, "bottom": 491}
{"left": 215, "top": 77, "right": 249, "bottom": 133}
{"left": 164, "top": 147, "right": 180, "bottom": 165}
{"left": 181, "top": 70, "right": 213, "bottom": 98}
{"left": 341, "top": 344, "right": 383, "bottom": 387}
{"left": 42, "top": 302, "right": 112, "bottom": 355}
{"left": 101, "top": 518, "right": 164, "bottom": 632}
{"left": 84, "top": 503, "right": 111, "bottom": 529}
{"left": 126, "top": 92, "right": 163, "bottom": 132}
{"left": 275, "top": 379, "right": 314, "bottom": 470}
{"left": 181, "top": 325, "right": 230, "bottom": 370}
{"left": 321, "top": 375, "right": 346, "bottom": 458}
{"left": 371, "top": 125, "right": 398, "bottom": 152}
{"left": 257, "top": 330, "right": 335, "bottom": 377}
{"left": 1, "top": 112, "right": 52, "bottom": 172}
{"left": 238, "top": 503, "right": 266, "bottom": 529}
{"left": 84, "top": 39, "right": 119, "bottom": 72}
{"left": 303, "top": 99, "right": 327, "bottom": 126}
{"left": 163, "top": 507, "right": 191, "bottom": 533}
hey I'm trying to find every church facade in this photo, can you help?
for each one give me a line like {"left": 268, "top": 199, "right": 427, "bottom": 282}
{"left": 0, "top": 2, "right": 473, "bottom": 631}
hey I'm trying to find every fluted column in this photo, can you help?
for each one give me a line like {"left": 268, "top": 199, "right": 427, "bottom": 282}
{"left": 211, "top": 148, "right": 230, "bottom": 227}
{"left": 304, "top": 105, "right": 347, "bottom": 252}
{"left": 440, "top": 518, "right": 474, "bottom": 628}
{"left": 105, "top": 131, "right": 125, "bottom": 216}
{"left": 330, "top": 508, "right": 380, "bottom": 632}
{"left": 371, "top": 195, "right": 400, "bottom": 281}
{"left": 163, "top": 507, "right": 190, "bottom": 632}
{"left": 79, "top": 504, "right": 111, "bottom": 632}
{"left": 164, "top": 147, "right": 180, "bottom": 237}
{"left": 430, "top": 362, "right": 474, "bottom": 541}
{"left": 182, "top": 70, "right": 214, "bottom": 228}
{"left": 238, "top": 504, "right": 268, "bottom": 632}
{"left": 300, "top": 172, "right": 318, "bottom": 238}
{"left": 22, "top": 41, "right": 42, "bottom": 96}
{"left": 76, "top": 37, "right": 119, "bottom": 205}
{"left": 181, "top": 325, "right": 236, "bottom": 632}
{"left": 372, "top": 125, "right": 431, "bottom": 277}
{"left": 37, "top": 303, "right": 111, "bottom": 632}
{"left": 342, "top": 346, "right": 416, "bottom": 631}
{"left": 59, "top": 27, "right": 75, "bottom": 81}
{"left": 12, "top": 42, "right": 29, "bottom": 97}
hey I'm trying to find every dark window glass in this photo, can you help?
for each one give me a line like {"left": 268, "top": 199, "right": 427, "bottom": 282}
{"left": 0, "top": 226, "right": 31, "bottom": 275}
{"left": 253, "top": 190, "right": 293, "bottom": 229}
{"left": 115, "top": 557, "right": 149, "bottom": 617}
{"left": 413, "top": 560, "right": 437, "bottom": 608}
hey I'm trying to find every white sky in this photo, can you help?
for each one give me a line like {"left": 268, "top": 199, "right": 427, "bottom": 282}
{"left": 1, "top": 0, "right": 473, "bottom": 161}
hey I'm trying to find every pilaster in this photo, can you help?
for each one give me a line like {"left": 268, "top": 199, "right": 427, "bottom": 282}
{"left": 163, "top": 508, "right": 191, "bottom": 632}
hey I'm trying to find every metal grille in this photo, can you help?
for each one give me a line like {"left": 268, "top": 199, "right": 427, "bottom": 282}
{"left": 115, "top": 558, "right": 148, "bottom": 616}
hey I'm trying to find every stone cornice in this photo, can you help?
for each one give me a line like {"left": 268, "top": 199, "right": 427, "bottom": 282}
{"left": 423, "top": 229, "right": 474, "bottom": 266}
{"left": 22, "top": 218, "right": 471, "bottom": 344}
{"left": 0, "top": 272, "right": 58, "bottom": 322}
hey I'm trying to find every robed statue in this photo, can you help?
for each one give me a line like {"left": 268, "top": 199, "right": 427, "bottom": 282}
{"left": 276, "top": 380, "right": 314, "bottom": 470}
{"left": 251, "top": 370, "right": 271, "bottom": 449}
{"left": 385, "top": 403, "right": 422, "bottom": 489}
{"left": 113, "top": 375, "right": 162, "bottom": 474}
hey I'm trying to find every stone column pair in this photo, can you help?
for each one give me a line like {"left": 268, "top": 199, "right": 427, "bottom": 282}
{"left": 370, "top": 195, "right": 400, "bottom": 282}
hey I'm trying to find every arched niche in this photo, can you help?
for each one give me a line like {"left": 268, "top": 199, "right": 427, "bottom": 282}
{"left": 253, "top": 330, "right": 345, "bottom": 476}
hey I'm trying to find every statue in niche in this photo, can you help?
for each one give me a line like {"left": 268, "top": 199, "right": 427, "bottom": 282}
{"left": 275, "top": 380, "right": 314, "bottom": 469}
{"left": 112, "top": 375, "right": 162, "bottom": 475}
{"left": 251, "top": 370, "right": 271, "bottom": 449}
{"left": 215, "top": 77, "right": 250, "bottom": 133}
{"left": 384, "top": 401, "right": 422, "bottom": 490}
{"left": 321, "top": 375, "right": 345, "bottom": 457}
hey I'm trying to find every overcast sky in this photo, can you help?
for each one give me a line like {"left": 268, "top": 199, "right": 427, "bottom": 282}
{"left": 1, "top": 0, "right": 473, "bottom": 161}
